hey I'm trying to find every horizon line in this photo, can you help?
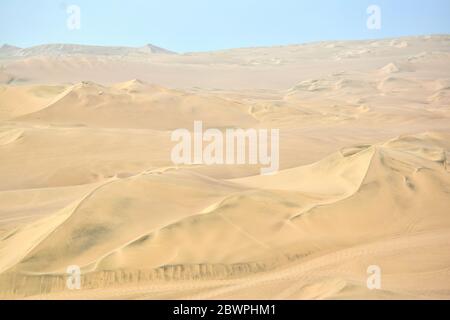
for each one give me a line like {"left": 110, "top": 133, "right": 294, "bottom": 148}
{"left": 2, "top": 33, "right": 449, "bottom": 55}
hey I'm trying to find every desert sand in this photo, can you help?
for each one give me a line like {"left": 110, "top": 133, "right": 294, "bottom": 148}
{"left": 0, "top": 35, "right": 449, "bottom": 299}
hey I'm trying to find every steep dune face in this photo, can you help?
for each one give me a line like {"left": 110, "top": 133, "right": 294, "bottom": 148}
{"left": 290, "top": 139, "right": 450, "bottom": 248}
{"left": 0, "top": 84, "right": 68, "bottom": 120}
{"left": 15, "top": 81, "right": 257, "bottom": 130}
{"left": 1, "top": 133, "right": 449, "bottom": 298}
{"left": 233, "top": 145, "right": 375, "bottom": 195}
{"left": 0, "top": 36, "right": 450, "bottom": 299}
{"left": 4, "top": 171, "right": 243, "bottom": 274}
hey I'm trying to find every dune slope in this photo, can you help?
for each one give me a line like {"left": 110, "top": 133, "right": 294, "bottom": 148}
{"left": 0, "top": 36, "right": 450, "bottom": 299}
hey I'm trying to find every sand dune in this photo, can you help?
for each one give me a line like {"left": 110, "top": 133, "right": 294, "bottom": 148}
{"left": 380, "top": 63, "right": 401, "bottom": 74}
{"left": 1, "top": 132, "right": 449, "bottom": 298}
{"left": 13, "top": 81, "right": 256, "bottom": 130}
{"left": 1, "top": 35, "right": 449, "bottom": 89}
{"left": 0, "top": 84, "right": 68, "bottom": 120}
{"left": 0, "top": 36, "right": 449, "bottom": 299}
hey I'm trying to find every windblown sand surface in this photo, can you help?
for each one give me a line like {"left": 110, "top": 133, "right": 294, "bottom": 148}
{"left": 0, "top": 35, "right": 449, "bottom": 299}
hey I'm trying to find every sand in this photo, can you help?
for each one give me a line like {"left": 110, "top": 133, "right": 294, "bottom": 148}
{"left": 0, "top": 35, "right": 449, "bottom": 299}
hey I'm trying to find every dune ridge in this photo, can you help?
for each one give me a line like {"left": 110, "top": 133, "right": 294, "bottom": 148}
{"left": 0, "top": 36, "right": 449, "bottom": 299}
{"left": 1, "top": 131, "right": 449, "bottom": 298}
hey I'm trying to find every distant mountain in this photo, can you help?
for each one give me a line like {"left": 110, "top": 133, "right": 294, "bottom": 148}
{"left": 139, "top": 44, "right": 175, "bottom": 54}
{"left": 0, "top": 44, "right": 22, "bottom": 57}
{"left": 0, "top": 43, "right": 176, "bottom": 58}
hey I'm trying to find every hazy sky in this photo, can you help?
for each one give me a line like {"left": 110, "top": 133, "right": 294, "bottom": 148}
{"left": 1, "top": 0, "right": 449, "bottom": 52}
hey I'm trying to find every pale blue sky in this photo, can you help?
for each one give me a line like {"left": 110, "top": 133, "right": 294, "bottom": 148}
{"left": 0, "top": 0, "right": 449, "bottom": 52}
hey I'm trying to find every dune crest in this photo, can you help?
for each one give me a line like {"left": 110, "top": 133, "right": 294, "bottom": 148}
{"left": 1, "top": 36, "right": 450, "bottom": 299}
{"left": 1, "top": 132, "right": 449, "bottom": 298}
